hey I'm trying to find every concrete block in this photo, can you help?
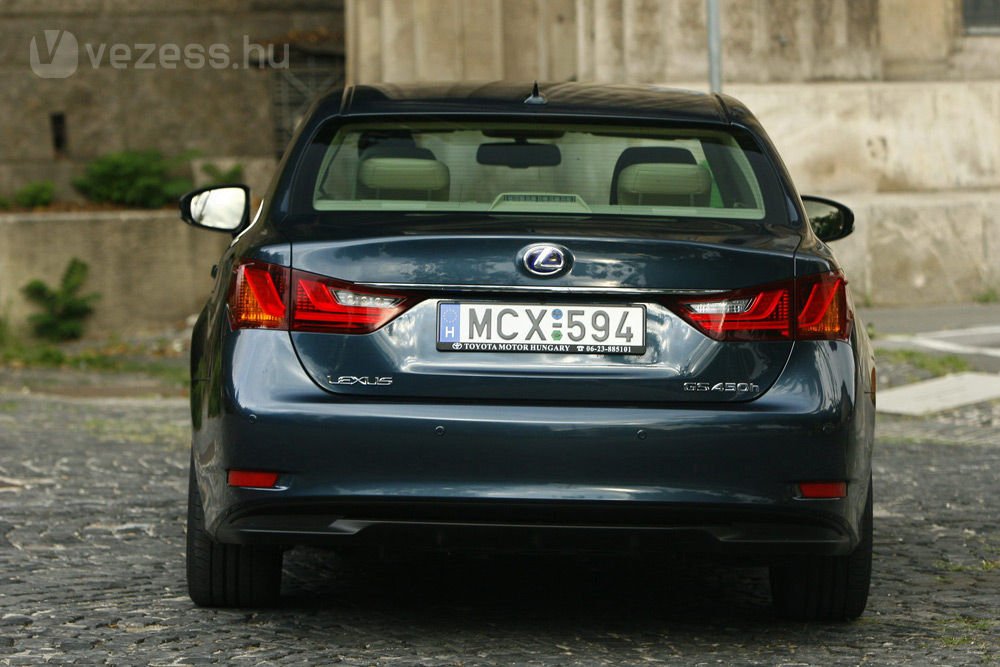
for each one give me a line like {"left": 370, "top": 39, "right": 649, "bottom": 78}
{"left": 0, "top": 211, "right": 229, "bottom": 335}
{"left": 864, "top": 193, "right": 995, "bottom": 305}
{"left": 729, "top": 82, "right": 1000, "bottom": 194}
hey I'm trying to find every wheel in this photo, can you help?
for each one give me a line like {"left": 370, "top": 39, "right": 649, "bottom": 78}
{"left": 769, "top": 478, "right": 873, "bottom": 621}
{"left": 186, "top": 460, "right": 283, "bottom": 607}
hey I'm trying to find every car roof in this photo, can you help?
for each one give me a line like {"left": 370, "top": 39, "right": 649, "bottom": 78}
{"left": 315, "top": 81, "right": 742, "bottom": 125}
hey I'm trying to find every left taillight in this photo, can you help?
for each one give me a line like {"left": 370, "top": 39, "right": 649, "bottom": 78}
{"left": 227, "top": 260, "right": 414, "bottom": 334}
{"left": 671, "top": 271, "right": 852, "bottom": 342}
{"left": 227, "top": 261, "right": 288, "bottom": 329}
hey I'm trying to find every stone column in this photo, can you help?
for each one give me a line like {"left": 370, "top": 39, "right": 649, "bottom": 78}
{"left": 345, "top": 0, "right": 577, "bottom": 83}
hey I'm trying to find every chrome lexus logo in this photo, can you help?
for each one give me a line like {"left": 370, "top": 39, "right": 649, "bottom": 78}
{"left": 521, "top": 244, "right": 572, "bottom": 277}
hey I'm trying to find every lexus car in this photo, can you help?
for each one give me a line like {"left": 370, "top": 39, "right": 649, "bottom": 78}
{"left": 180, "top": 82, "right": 875, "bottom": 620}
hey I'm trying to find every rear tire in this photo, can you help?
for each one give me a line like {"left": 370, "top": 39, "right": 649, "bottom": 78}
{"left": 769, "top": 478, "right": 873, "bottom": 621}
{"left": 186, "top": 460, "right": 283, "bottom": 607}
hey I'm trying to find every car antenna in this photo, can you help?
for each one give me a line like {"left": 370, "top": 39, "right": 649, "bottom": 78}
{"left": 524, "top": 81, "right": 546, "bottom": 105}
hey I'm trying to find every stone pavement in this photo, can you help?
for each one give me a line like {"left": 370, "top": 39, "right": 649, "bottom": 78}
{"left": 0, "top": 388, "right": 997, "bottom": 666}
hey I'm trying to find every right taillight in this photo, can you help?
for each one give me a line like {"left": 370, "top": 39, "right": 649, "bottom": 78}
{"left": 795, "top": 271, "right": 850, "bottom": 340}
{"left": 672, "top": 271, "right": 851, "bottom": 342}
{"left": 227, "top": 260, "right": 416, "bottom": 333}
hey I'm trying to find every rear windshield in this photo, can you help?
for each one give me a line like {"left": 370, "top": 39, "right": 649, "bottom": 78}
{"left": 300, "top": 121, "right": 786, "bottom": 222}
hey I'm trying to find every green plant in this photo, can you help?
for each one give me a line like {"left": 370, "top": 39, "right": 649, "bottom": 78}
{"left": 201, "top": 162, "right": 244, "bottom": 185}
{"left": 0, "top": 314, "right": 10, "bottom": 347}
{"left": 974, "top": 287, "right": 999, "bottom": 304}
{"left": 21, "top": 258, "right": 101, "bottom": 341}
{"left": 876, "top": 349, "right": 970, "bottom": 377}
{"left": 0, "top": 195, "right": 10, "bottom": 210}
{"left": 14, "top": 180, "right": 55, "bottom": 208}
{"left": 73, "top": 150, "right": 193, "bottom": 208}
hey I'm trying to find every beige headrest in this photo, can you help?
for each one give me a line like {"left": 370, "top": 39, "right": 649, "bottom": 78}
{"left": 617, "top": 162, "right": 712, "bottom": 198}
{"left": 358, "top": 157, "right": 450, "bottom": 192}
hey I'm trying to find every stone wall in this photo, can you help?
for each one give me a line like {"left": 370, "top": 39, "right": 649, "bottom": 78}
{"left": 833, "top": 192, "right": 1000, "bottom": 305}
{"left": 576, "top": 0, "right": 882, "bottom": 83}
{"left": 346, "top": 0, "right": 885, "bottom": 84}
{"left": 0, "top": 211, "right": 228, "bottom": 336}
{"left": 347, "top": 0, "right": 579, "bottom": 82}
{"left": 347, "top": 0, "right": 1000, "bottom": 86}
{"left": 725, "top": 81, "right": 1000, "bottom": 194}
{"left": 0, "top": 1, "right": 343, "bottom": 199}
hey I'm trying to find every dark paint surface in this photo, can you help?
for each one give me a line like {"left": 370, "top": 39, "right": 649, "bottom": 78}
{"left": 186, "top": 82, "right": 874, "bottom": 558}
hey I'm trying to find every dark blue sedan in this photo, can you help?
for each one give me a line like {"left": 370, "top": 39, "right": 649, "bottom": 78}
{"left": 180, "top": 82, "right": 875, "bottom": 620}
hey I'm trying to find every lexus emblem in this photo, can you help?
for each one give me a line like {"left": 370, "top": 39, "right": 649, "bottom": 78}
{"left": 521, "top": 244, "right": 572, "bottom": 278}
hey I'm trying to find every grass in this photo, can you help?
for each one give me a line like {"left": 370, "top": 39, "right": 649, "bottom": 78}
{"left": 935, "top": 616, "right": 999, "bottom": 650}
{"left": 0, "top": 329, "right": 187, "bottom": 389}
{"left": 934, "top": 558, "right": 1000, "bottom": 573}
{"left": 973, "top": 287, "right": 999, "bottom": 304}
{"left": 876, "top": 348, "right": 971, "bottom": 377}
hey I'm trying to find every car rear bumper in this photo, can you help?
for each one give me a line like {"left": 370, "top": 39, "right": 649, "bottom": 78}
{"left": 215, "top": 498, "right": 855, "bottom": 557}
{"left": 191, "top": 331, "right": 875, "bottom": 557}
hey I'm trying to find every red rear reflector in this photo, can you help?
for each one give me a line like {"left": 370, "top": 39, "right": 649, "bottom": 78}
{"left": 227, "top": 470, "right": 280, "bottom": 488}
{"left": 798, "top": 481, "right": 847, "bottom": 499}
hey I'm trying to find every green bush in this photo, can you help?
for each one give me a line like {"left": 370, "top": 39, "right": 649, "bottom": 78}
{"left": 74, "top": 150, "right": 193, "bottom": 208}
{"left": 14, "top": 180, "right": 55, "bottom": 208}
{"left": 0, "top": 195, "right": 10, "bottom": 210}
{"left": 21, "top": 258, "right": 101, "bottom": 341}
{"left": 201, "top": 162, "right": 244, "bottom": 185}
{"left": 974, "top": 288, "right": 999, "bottom": 304}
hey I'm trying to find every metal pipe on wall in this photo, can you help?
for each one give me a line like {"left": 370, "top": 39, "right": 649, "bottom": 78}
{"left": 707, "top": 0, "right": 722, "bottom": 93}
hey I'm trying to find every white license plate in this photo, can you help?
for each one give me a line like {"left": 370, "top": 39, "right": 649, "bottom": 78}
{"left": 436, "top": 302, "right": 646, "bottom": 354}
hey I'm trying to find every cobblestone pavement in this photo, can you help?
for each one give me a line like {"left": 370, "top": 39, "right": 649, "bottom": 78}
{"left": 0, "top": 391, "right": 997, "bottom": 666}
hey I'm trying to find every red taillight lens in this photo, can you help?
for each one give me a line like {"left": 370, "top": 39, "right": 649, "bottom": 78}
{"left": 673, "top": 271, "right": 851, "bottom": 342}
{"left": 227, "top": 260, "right": 414, "bottom": 334}
{"left": 680, "top": 286, "right": 792, "bottom": 341}
{"left": 292, "top": 271, "right": 410, "bottom": 333}
{"left": 796, "top": 271, "right": 851, "bottom": 340}
{"left": 228, "top": 261, "right": 289, "bottom": 329}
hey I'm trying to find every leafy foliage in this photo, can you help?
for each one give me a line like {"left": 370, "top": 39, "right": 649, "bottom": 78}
{"left": 73, "top": 150, "right": 193, "bottom": 208}
{"left": 974, "top": 288, "right": 999, "bottom": 304}
{"left": 201, "top": 162, "right": 244, "bottom": 185}
{"left": 14, "top": 181, "right": 55, "bottom": 208}
{"left": 21, "top": 258, "right": 100, "bottom": 341}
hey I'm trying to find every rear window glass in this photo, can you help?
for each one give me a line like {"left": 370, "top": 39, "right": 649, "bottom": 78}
{"left": 302, "top": 122, "right": 784, "bottom": 222}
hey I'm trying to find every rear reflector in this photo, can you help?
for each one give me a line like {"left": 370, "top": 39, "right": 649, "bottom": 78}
{"left": 226, "top": 260, "right": 417, "bottom": 334}
{"left": 227, "top": 470, "right": 280, "bottom": 488}
{"left": 798, "top": 481, "right": 847, "bottom": 499}
{"left": 672, "top": 271, "right": 852, "bottom": 342}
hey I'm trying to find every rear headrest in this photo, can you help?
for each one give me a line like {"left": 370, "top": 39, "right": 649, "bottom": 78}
{"left": 617, "top": 163, "right": 712, "bottom": 199}
{"left": 357, "top": 157, "right": 450, "bottom": 193}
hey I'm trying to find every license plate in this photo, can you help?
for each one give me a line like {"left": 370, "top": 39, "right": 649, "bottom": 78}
{"left": 436, "top": 302, "right": 646, "bottom": 354}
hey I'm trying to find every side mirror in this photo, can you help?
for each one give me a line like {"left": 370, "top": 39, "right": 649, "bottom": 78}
{"left": 179, "top": 185, "right": 250, "bottom": 234}
{"left": 801, "top": 195, "right": 854, "bottom": 242}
